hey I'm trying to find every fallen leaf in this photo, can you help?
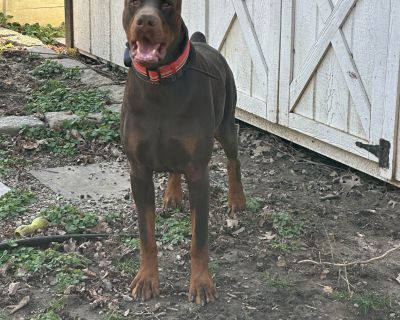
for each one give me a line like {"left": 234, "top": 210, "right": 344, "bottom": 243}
{"left": 340, "top": 174, "right": 362, "bottom": 190}
{"left": 258, "top": 232, "right": 276, "bottom": 241}
{"left": 232, "top": 227, "right": 245, "bottom": 236}
{"left": 396, "top": 274, "right": 400, "bottom": 285}
{"left": 22, "top": 141, "right": 39, "bottom": 150}
{"left": 323, "top": 286, "right": 333, "bottom": 294}
{"left": 388, "top": 200, "right": 398, "bottom": 208}
{"left": 8, "top": 295, "right": 30, "bottom": 314}
{"left": 276, "top": 256, "right": 287, "bottom": 268}
{"left": 226, "top": 219, "right": 239, "bottom": 228}
{"left": 8, "top": 282, "right": 20, "bottom": 296}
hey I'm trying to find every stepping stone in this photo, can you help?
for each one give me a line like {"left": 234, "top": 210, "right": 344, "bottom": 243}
{"left": 106, "top": 104, "right": 122, "bottom": 114}
{"left": 50, "top": 58, "right": 88, "bottom": 69}
{"left": 98, "top": 85, "right": 125, "bottom": 103}
{"left": 80, "top": 69, "right": 114, "bottom": 87}
{"left": 0, "top": 182, "right": 10, "bottom": 198}
{"left": 45, "top": 112, "right": 80, "bottom": 129}
{"left": 0, "top": 116, "right": 44, "bottom": 136}
{"left": 0, "top": 29, "right": 43, "bottom": 47}
{"left": 30, "top": 163, "right": 131, "bottom": 201}
{"left": 26, "top": 46, "right": 58, "bottom": 58}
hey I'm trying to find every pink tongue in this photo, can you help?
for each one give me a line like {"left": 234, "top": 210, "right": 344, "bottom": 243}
{"left": 136, "top": 42, "right": 160, "bottom": 61}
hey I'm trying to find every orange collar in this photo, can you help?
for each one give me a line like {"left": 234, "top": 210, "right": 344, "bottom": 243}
{"left": 133, "top": 40, "right": 191, "bottom": 83}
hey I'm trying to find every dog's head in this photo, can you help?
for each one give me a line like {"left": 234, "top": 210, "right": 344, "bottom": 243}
{"left": 123, "top": 0, "right": 183, "bottom": 69}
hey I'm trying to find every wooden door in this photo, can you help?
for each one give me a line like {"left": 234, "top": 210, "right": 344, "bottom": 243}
{"left": 183, "top": 0, "right": 281, "bottom": 122}
{"left": 280, "top": 0, "right": 400, "bottom": 180}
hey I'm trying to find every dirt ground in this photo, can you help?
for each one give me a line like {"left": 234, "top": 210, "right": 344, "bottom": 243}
{"left": 1, "top": 47, "right": 400, "bottom": 320}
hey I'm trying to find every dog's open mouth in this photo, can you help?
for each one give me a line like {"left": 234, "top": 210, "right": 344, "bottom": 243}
{"left": 131, "top": 40, "right": 167, "bottom": 66}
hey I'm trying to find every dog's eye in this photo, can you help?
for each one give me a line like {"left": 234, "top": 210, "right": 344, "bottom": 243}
{"left": 162, "top": 1, "right": 172, "bottom": 9}
{"left": 129, "top": 0, "right": 141, "bottom": 7}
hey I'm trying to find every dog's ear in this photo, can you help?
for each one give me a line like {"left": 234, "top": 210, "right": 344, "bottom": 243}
{"left": 176, "top": 0, "right": 182, "bottom": 13}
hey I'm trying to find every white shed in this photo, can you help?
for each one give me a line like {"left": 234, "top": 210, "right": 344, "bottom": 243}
{"left": 65, "top": 0, "right": 400, "bottom": 187}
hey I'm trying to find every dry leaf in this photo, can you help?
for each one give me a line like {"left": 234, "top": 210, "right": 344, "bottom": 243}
{"left": 388, "top": 200, "right": 398, "bottom": 208}
{"left": 226, "top": 219, "right": 239, "bottom": 228}
{"left": 258, "top": 232, "right": 276, "bottom": 241}
{"left": 323, "top": 286, "right": 333, "bottom": 294}
{"left": 232, "top": 227, "right": 245, "bottom": 236}
{"left": 276, "top": 256, "right": 287, "bottom": 268}
{"left": 396, "top": 274, "right": 400, "bottom": 285}
{"left": 340, "top": 174, "right": 362, "bottom": 190}
{"left": 8, "top": 282, "right": 20, "bottom": 296}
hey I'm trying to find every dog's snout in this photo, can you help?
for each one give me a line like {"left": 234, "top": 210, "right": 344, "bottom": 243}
{"left": 136, "top": 14, "right": 158, "bottom": 29}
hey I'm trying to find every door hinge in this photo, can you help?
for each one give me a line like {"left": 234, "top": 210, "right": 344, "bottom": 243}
{"left": 355, "top": 139, "right": 391, "bottom": 169}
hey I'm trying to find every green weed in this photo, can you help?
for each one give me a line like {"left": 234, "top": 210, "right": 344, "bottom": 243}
{"left": 114, "top": 258, "right": 138, "bottom": 275}
{"left": 124, "top": 238, "right": 139, "bottom": 251}
{"left": 39, "top": 205, "right": 98, "bottom": 233}
{"left": 208, "top": 261, "right": 219, "bottom": 275}
{"left": 246, "top": 196, "right": 264, "bottom": 213}
{"left": 30, "top": 310, "right": 61, "bottom": 320}
{"left": 29, "top": 298, "right": 64, "bottom": 320}
{"left": 331, "top": 290, "right": 392, "bottom": 314}
{"left": 0, "top": 190, "right": 35, "bottom": 220}
{"left": 27, "top": 80, "right": 107, "bottom": 114}
{"left": 265, "top": 274, "right": 294, "bottom": 289}
{"left": 32, "top": 60, "right": 81, "bottom": 80}
{"left": 270, "top": 212, "right": 303, "bottom": 252}
{"left": 20, "top": 126, "right": 79, "bottom": 155}
{"left": 157, "top": 215, "right": 191, "bottom": 245}
{"left": 55, "top": 269, "right": 85, "bottom": 292}
{"left": 0, "top": 150, "right": 21, "bottom": 175}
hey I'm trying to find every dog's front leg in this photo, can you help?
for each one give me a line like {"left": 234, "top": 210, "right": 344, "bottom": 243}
{"left": 129, "top": 165, "right": 160, "bottom": 301}
{"left": 187, "top": 167, "right": 218, "bottom": 305}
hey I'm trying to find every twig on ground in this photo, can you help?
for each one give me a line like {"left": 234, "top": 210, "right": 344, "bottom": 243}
{"left": 298, "top": 244, "right": 400, "bottom": 267}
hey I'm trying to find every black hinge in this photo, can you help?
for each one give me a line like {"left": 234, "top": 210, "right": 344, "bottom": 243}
{"left": 355, "top": 139, "right": 391, "bottom": 169}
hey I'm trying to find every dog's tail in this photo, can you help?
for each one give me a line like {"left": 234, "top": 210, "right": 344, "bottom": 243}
{"left": 190, "top": 32, "right": 207, "bottom": 44}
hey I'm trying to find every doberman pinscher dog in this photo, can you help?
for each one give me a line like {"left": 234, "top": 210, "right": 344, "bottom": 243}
{"left": 121, "top": 0, "right": 246, "bottom": 305}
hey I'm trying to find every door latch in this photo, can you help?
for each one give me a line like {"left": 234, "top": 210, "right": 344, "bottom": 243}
{"left": 355, "top": 139, "right": 391, "bottom": 169}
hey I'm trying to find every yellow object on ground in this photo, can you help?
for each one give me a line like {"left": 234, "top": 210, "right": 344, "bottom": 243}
{"left": 1, "top": 0, "right": 64, "bottom": 26}
{"left": 15, "top": 218, "right": 49, "bottom": 237}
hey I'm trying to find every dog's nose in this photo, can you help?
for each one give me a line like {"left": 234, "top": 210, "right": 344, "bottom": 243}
{"left": 136, "top": 14, "right": 158, "bottom": 28}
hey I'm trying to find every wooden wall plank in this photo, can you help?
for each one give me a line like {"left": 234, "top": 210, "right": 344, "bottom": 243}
{"left": 110, "top": 0, "right": 126, "bottom": 66}
{"left": 72, "top": 0, "right": 91, "bottom": 53}
{"left": 90, "top": 0, "right": 111, "bottom": 61}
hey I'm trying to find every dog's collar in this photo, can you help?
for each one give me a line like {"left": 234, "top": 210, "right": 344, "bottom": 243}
{"left": 128, "top": 40, "right": 191, "bottom": 84}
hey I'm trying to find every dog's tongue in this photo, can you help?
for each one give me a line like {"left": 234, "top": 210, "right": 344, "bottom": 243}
{"left": 136, "top": 42, "right": 160, "bottom": 62}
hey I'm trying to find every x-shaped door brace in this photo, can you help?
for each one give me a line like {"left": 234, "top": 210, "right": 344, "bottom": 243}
{"left": 209, "top": 0, "right": 270, "bottom": 97}
{"left": 289, "top": 0, "right": 370, "bottom": 136}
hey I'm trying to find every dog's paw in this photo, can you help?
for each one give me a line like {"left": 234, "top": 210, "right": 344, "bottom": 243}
{"left": 189, "top": 272, "right": 218, "bottom": 306}
{"left": 130, "top": 268, "right": 160, "bottom": 302}
{"left": 228, "top": 185, "right": 246, "bottom": 214}
{"left": 163, "top": 189, "right": 183, "bottom": 210}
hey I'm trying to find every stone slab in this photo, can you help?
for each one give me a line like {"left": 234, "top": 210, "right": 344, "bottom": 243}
{"left": 26, "top": 46, "right": 58, "bottom": 58}
{"left": 45, "top": 112, "right": 80, "bottom": 129}
{"left": 80, "top": 69, "right": 114, "bottom": 87}
{"left": 0, "top": 116, "right": 45, "bottom": 136}
{"left": 50, "top": 58, "right": 88, "bottom": 69}
{"left": 106, "top": 104, "right": 122, "bottom": 114}
{"left": 30, "top": 163, "right": 131, "bottom": 201}
{"left": 0, "top": 182, "right": 10, "bottom": 198}
{"left": 98, "top": 85, "right": 125, "bottom": 103}
{"left": 0, "top": 28, "right": 43, "bottom": 47}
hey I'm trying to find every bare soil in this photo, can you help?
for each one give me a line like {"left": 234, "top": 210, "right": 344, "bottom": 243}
{"left": 1, "top": 48, "right": 400, "bottom": 320}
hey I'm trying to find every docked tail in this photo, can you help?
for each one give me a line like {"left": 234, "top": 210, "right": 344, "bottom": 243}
{"left": 190, "top": 32, "right": 207, "bottom": 43}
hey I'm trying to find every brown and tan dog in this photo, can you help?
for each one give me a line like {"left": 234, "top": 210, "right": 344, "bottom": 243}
{"left": 121, "top": 0, "right": 246, "bottom": 305}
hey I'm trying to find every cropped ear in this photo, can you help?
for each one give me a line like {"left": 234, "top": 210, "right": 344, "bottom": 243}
{"left": 176, "top": 0, "right": 182, "bottom": 13}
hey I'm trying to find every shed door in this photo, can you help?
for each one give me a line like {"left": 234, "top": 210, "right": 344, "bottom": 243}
{"left": 280, "top": 0, "right": 400, "bottom": 179}
{"left": 205, "top": 0, "right": 281, "bottom": 123}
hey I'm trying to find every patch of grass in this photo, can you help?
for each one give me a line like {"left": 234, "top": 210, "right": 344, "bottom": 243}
{"left": 208, "top": 261, "right": 219, "bottom": 275}
{"left": 114, "top": 257, "right": 138, "bottom": 275}
{"left": 64, "top": 110, "right": 121, "bottom": 143}
{"left": 20, "top": 126, "right": 79, "bottom": 155}
{"left": 265, "top": 274, "right": 294, "bottom": 289}
{"left": 0, "top": 14, "right": 65, "bottom": 45}
{"left": 39, "top": 205, "right": 98, "bottom": 233}
{"left": 0, "top": 190, "right": 35, "bottom": 220}
{"left": 246, "top": 196, "right": 264, "bottom": 213}
{"left": 27, "top": 80, "right": 107, "bottom": 114}
{"left": 30, "top": 299, "right": 64, "bottom": 320}
{"left": 0, "top": 247, "right": 90, "bottom": 292}
{"left": 32, "top": 60, "right": 81, "bottom": 80}
{"left": 124, "top": 238, "right": 139, "bottom": 251}
{"left": 331, "top": 290, "right": 392, "bottom": 314}
{"left": 270, "top": 212, "right": 303, "bottom": 252}
{"left": 157, "top": 215, "right": 191, "bottom": 245}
